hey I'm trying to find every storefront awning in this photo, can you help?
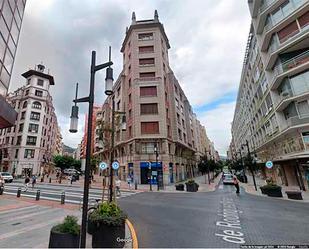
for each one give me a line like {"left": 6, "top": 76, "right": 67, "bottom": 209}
{"left": 0, "top": 95, "right": 17, "bottom": 128}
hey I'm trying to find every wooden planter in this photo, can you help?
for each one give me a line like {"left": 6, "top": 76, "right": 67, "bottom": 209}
{"left": 185, "top": 183, "right": 199, "bottom": 192}
{"left": 48, "top": 229, "right": 79, "bottom": 248}
{"left": 266, "top": 187, "right": 283, "bottom": 197}
{"left": 92, "top": 222, "right": 125, "bottom": 248}
{"left": 286, "top": 191, "right": 303, "bottom": 200}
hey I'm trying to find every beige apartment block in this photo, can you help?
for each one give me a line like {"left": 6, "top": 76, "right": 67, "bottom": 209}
{"left": 93, "top": 11, "right": 213, "bottom": 185}
{"left": 232, "top": 0, "right": 309, "bottom": 190}
{"left": 0, "top": 64, "right": 62, "bottom": 176}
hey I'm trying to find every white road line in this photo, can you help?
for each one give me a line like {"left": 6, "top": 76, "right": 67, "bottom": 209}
{"left": 0, "top": 205, "right": 39, "bottom": 215}
{"left": 0, "top": 217, "right": 65, "bottom": 241}
{"left": 1, "top": 208, "right": 56, "bottom": 223}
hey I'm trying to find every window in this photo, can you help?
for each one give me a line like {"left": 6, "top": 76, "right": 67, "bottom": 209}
{"left": 139, "top": 58, "right": 155, "bottom": 66}
{"left": 141, "top": 122, "right": 159, "bottom": 134}
{"left": 18, "top": 123, "right": 24, "bottom": 132}
{"left": 22, "top": 101, "right": 27, "bottom": 108}
{"left": 177, "top": 113, "right": 180, "bottom": 124}
{"left": 139, "top": 46, "right": 154, "bottom": 53}
{"left": 117, "top": 87, "right": 121, "bottom": 96}
{"left": 183, "top": 133, "right": 186, "bottom": 143}
{"left": 35, "top": 90, "right": 43, "bottom": 97}
{"left": 26, "top": 136, "right": 37, "bottom": 146}
{"left": 37, "top": 79, "right": 44, "bottom": 86}
{"left": 182, "top": 119, "right": 185, "bottom": 128}
{"left": 25, "top": 89, "right": 29, "bottom": 96}
{"left": 175, "top": 99, "right": 179, "bottom": 108}
{"left": 140, "top": 86, "right": 157, "bottom": 97}
{"left": 141, "top": 143, "right": 156, "bottom": 154}
{"left": 129, "top": 94, "right": 132, "bottom": 103}
{"left": 15, "top": 149, "right": 19, "bottom": 159}
{"left": 277, "top": 21, "right": 299, "bottom": 43}
{"left": 299, "top": 11, "right": 309, "bottom": 29}
{"left": 32, "top": 101, "right": 42, "bottom": 109}
{"left": 28, "top": 123, "right": 39, "bottom": 133}
{"left": 21, "top": 111, "right": 26, "bottom": 120}
{"left": 178, "top": 129, "right": 182, "bottom": 140}
{"left": 297, "top": 101, "right": 309, "bottom": 118}
{"left": 27, "top": 79, "right": 31, "bottom": 85}
{"left": 128, "top": 126, "right": 132, "bottom": 138}
{"left": 30, "top": 112, "right": 40, "bottom": 121}
{"left": 117, "top": 101, "right": 120, "bottom": 111}
{"left": 138, "top": 33, "right": 153, "bottom": 40}
{"left": 140, "top": 103, "right": 158, "bottom": 115}
{"left": 24, "top": 149, "right": 35, "bottom": 158}
{"left": 16, "top": 136, "right": 22, "bottom": 145}
{"left": 167, "top": 125, "right": 171, "bottom": 137}
{"left": 129, "top": 109, "right": 132, "bottom": 119}
{"left": 128, "top": 78, "right": 131, "bottom": 88}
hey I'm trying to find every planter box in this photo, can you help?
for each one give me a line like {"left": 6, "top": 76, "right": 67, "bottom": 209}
{"left": 92, "top": 222, "right": 125, "bottom": 248}
{"left": 185, "top": 183, "right": 199, "bottom": 192}
{"left": 48, "top": 229, "right": 79, "bottom": 248}
{"left": 175, "top": 184, "right": 184, "bottom": 191}
{"left": 260, "top": 186, "right": 268, "bottom": 195}
{"left": 266, "top": 188, "right": 283, "bottom": 197}
{"left": 286, "top": 191, "right": 303, "bottom": 200}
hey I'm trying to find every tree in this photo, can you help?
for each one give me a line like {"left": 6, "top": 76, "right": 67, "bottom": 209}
{"left": 53, "top": 155, "right": 81, "bottom": 171}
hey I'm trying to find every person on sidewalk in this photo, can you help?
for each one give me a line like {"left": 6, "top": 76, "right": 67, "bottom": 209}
{"left": 24, "top": 176, "right": 30, "bottom": 192}
{"left": 233, "top": 176, "right": 240, "bottom": 194}
{"left": 31, "top": 175, "right": 37, "bottom": 189}
{"left": 115, "top": 178, "right": 121, "bottom": 196}
{"left": 68, "top": 175, "right": 72, "bottom": 186}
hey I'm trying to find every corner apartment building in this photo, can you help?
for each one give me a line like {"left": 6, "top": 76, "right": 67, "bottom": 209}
{"left": 0, "top": 0, "right": 26, "bottom": 128}
{"left": 93, "top": 11, "right": 213, "bottom": 185}
{"left": 232, "top": 0, "right": 309, "bottom": 190}
{"left": 0, "top": 64, "right": 62, "bottom": 176}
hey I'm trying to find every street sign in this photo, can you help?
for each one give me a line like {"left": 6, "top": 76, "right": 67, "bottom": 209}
{"left": 99, "top": 162, "right": 108, "bottom": 170}
{"left": 112, "top": 161, "right": 120, "bottom": 170}
{"left": 265, "top": 161, "right": 273, "bottom": 169}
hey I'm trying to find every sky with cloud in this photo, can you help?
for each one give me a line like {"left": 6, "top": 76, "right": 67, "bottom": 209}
{"left": 10, "top": 0, "right": 251, "bottom": 155}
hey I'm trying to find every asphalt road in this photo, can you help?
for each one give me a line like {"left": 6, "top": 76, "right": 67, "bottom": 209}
{"left": 119, "top": 182, "right": 309, "bottom": 248}
{"left": 3, "top": 182, "right": 138, "bottom": 204}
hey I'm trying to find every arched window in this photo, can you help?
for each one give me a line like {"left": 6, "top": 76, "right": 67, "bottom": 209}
{"left": 32, "top": 101, "right": 42, "bottom": 109}
{"left": 22, "top": 101, "right": 27, "bottom": 108}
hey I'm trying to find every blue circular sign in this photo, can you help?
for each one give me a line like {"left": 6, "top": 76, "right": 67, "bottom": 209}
{"left": 112, "top": 161, "right": 120, "bottom": 170}
{"left": 99, "top": 162, "right": 108, "bottom": 170}
{"left": 265, "top": 161, "right": 273, "bottom": 169}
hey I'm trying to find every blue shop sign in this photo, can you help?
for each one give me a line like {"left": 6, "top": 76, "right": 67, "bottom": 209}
{"left": 140, "top": 162, "right": 162, "bottom": 168}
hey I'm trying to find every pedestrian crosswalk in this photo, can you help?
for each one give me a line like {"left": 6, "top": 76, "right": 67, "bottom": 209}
{"left": 3, "top": 183, "right": 139, "bottom": 204}
{"left": 0, "top": 204, "right": 78, "bottom": 248}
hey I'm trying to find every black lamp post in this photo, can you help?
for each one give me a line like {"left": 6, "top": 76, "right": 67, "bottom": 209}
{"left": 154, "top": 143, "right": 159, "bottom": 191}
{"left": 241, "top": 140, "right": 257, "bottom": 191}
{"left": 69, "top": 49, "right": 113, "bottom": 248}
{"left": 204, "top": 149, "right": 210, "bottom": 185}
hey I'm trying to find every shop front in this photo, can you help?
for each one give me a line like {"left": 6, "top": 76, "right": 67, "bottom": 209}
{"left": 140, "top": 161, "right": 162, "bottom": 185}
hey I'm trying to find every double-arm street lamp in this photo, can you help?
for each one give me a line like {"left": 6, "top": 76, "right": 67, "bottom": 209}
{"left": 241, "top": 140, "right": 257, "bottom": 191}
{"left": 69, "top": 48, "right": 113, "bottom": 248}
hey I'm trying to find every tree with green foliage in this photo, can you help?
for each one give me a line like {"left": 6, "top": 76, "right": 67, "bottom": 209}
{"left": 53, "top": 155, "right": 81, "bottom": 171}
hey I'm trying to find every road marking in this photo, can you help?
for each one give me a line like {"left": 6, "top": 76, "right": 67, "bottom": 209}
{"left": 215, "top": 197, "right": 245, "bottom": 244}
{"left": 0, "top": 217, "right": 65, "bottom": 241}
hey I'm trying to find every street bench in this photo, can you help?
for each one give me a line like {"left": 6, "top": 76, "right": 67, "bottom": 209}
{"left": 285, "top": 190, "right": 303, "bottom": 200}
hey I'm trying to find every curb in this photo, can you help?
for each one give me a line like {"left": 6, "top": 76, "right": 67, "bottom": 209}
{"left": 240, "top": 184, "right": 309, "bottom": 203}
{"left": 126, "top": 219, "right": 138, "bottom": 248}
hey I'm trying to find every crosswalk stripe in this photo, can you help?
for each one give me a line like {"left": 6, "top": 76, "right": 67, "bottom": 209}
{"left": 0, "top": 205, "right": 39, "bottom": 215}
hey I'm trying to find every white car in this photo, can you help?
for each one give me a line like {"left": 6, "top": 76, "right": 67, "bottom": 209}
{"left": 63, "top": 168, "right": 80, "bottom": 176}
{"left": 0, "top": 172, "right": 13, "bottom": 183}
{"left": 222, "top": 173, "right": 234, "bottom": 185}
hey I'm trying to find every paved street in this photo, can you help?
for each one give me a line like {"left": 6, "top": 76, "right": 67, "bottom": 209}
{"left": 119, "top": 181, "right": 309, "bottom": 248}
{"left": 3, "top": 182, "right": 138, "bottom": 205}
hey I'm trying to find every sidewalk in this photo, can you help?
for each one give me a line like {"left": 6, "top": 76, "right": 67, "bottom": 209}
{"left": 240, "top": 175, "right": 309, "bottom": 203}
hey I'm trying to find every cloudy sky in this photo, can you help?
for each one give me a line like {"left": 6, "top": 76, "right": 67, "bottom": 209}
{"left": 10, "top": 0, "right": 251, "bottom": 155}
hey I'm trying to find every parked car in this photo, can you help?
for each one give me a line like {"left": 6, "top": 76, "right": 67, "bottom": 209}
{"left": 63, "top": 168, "right": 81, "bottom": 176}
{"left": 0, "top": 172, "right": 13, "bottom": 183}
{"left": 222, "top": 173, "right": 234, "bottom": 185}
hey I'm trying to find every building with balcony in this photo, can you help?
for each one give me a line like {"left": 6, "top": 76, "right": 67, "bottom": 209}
{"left": 0, "top": 0, "right": 27, "bottom": 128}
{"left": 232, "top": 0, "right": 309, "bottom": 190}
{"left": 0, "top": 64, "right": 61, "bottom": 176}
{"left": 93, "top": 11, "right": 214, "bottom": 185}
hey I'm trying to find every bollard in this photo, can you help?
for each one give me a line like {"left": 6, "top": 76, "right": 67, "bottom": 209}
{"left": 49, "top": 177, "right": 51, "bottom": 183}
{"left": 17, "top": 187, "right": 21, "bottom": 197}
{"left": 135, "top": 181, "right": 137, "bottom": 190}
{"left": 0, "top": 186, "right": 3, "bottom": 195}
{"left": 36, "top": 190, "right": 40, "bottom": 201}
{"left": 60, "top": 191, "right": 65, "bottom": 204}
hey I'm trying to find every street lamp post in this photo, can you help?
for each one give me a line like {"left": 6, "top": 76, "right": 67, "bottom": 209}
{"left": 204, "top": 149, "right": 210, "bottom": 185}
{"left": 242, "top": 140, "right": 257, "bottom": 191}
{"left": 69, "top": 49, "right": 113, "bottom": 248}
{"left": 148, "top": 161, "right": 152, "bottom": 191}
{"left": 154, "top": 143, "right": 159, "bottom": 191}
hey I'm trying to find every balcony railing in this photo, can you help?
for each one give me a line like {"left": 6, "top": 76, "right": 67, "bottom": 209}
{"left": 262, "top": 0, "right": 304, "bottom": 36}
{"left": 273, "top": 50, "right": 309, "bottom": 80}
{"left": 259, "top": 0, "right": 276, "bottom": 13}
{"left": 282, "top": 115, "right": 309, "bottom": 130}
{"left": 134, "top": 77, "right": 162, "bottom": 82}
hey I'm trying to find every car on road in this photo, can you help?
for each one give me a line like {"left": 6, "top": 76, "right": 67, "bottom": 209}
{"left": 63, "top": 168, "right": 81, "bottom": 176}
{"left": 222, "top": 173, "right": 234, "bottom": 185}
{"left": 0, "top": 172, "right": 13, "bottom": 183}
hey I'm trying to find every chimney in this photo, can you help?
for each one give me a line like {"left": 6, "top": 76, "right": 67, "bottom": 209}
{"left": 37, "top": 64, "right": 45, "bottom": 73}
{"left": 131, "top": 11, "right": 136, "bottom": 24}
{"left": 154, "top": 10, "right": 159, "bottom": 21}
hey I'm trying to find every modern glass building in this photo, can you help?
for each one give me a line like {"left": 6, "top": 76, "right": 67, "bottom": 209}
{"left": 0, "top": 0, "right": 27, "bottom": 128}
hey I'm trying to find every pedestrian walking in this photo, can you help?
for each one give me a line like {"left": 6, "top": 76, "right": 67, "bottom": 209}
{"left": 115, "top": 178, "right": 121, "bottom": 196}
{"left": 233, "top": 176, "right": 240, "bottom": 194}
{"left": 24, "top": 176, "right": 30, "bottom": 192}
{"left": 31, "top": 175, "right": 37, "bottom": 189}
{"left": 68, "top": 175, "right": 72, "bottom": 185}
